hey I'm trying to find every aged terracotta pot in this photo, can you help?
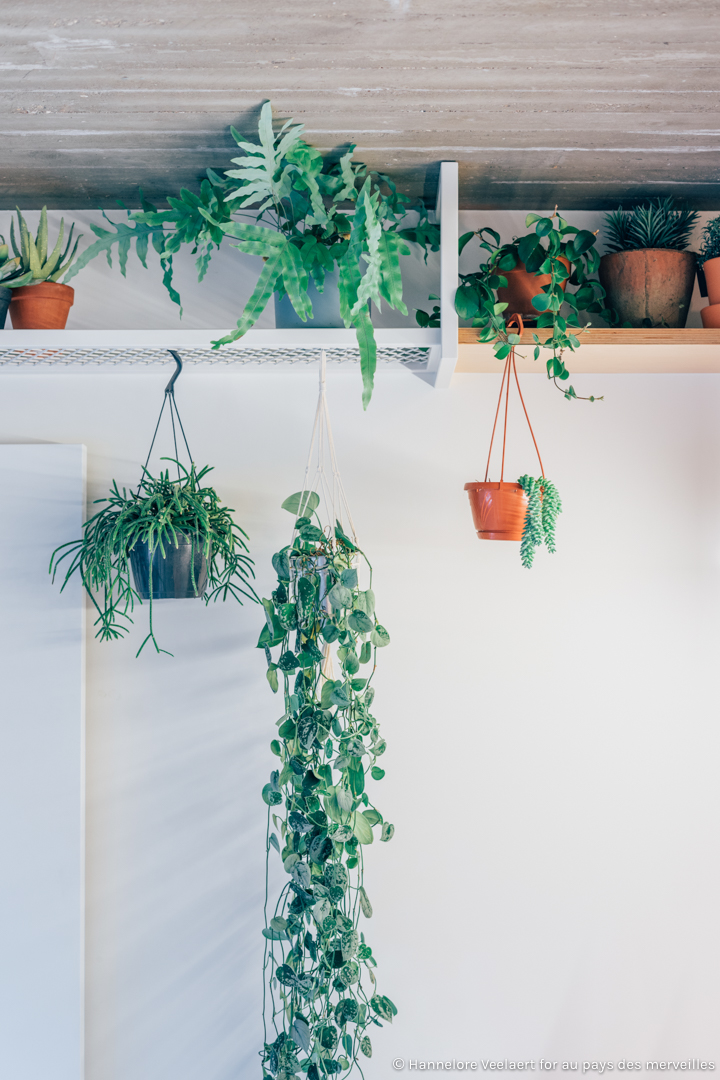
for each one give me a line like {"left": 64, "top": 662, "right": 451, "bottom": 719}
{"left": 464, "top": 481, "right": 528, "bottom": 541}
{"left": 702, "top": 256, "right": 720, "bottom": 306}
{"left": 9, "top": 282, "right": 74, "bottom": 329}
{"left": 599, "top": 250, "right": 695, "bottom": 328}
{"left": 700, "top": 303, "right": 720, "bottom": 328}
{"left": 496, "top": 258, "right": 570, "bottom": 323}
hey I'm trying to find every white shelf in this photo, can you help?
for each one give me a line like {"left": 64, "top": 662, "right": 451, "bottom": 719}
{"left": 0, "top": 327, "right": 441, "bottom": 370}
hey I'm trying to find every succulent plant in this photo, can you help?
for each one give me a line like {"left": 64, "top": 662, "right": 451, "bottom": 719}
{"left": 4, "top": 207, "right": 82, "bottom": 287}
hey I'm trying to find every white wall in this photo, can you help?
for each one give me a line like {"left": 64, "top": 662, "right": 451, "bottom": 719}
{"left": 0, "top": 443, "right": 86, "bottom": 1080}
{"left": 0, "top": 361, "right": 718, "bottom": 1078}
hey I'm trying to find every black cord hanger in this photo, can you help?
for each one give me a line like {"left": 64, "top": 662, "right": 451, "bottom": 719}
{"left": 138, "top": 350, "right": 194, "bottom": 491}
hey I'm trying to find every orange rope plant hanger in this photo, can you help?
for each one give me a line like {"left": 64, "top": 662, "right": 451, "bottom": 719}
{"left": 464, "top": 315, "right": 563, "bottom": 568}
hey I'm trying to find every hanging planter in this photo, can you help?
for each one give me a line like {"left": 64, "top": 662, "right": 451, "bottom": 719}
{"left": 50, "top": 351, "right": 257, "bottom": 655}
{"left": 258, "top": 352, "right": 396, "bottom": 1078}
{"left": 465, "top": 316, "right": 562, "bottom": 568}
{"left": 1, "top": 209, "right": 82, "bottom": 329}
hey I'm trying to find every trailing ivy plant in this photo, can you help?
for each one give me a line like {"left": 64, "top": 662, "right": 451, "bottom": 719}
{"left": 454, "top": 210, "right": 610, "bottom": 402}
{"left": 66, "top": 103, "right": 439, "bottom": 409}
{"left": 258, "top": 490, "right": 396, "bottom": 1079}
{"left": 517, "top": 475, "right": 562, "bottom": 569}
{"left": 50, "top": 461, "right": 257, "bottom": 656}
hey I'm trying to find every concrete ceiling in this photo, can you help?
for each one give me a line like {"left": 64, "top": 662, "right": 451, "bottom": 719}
{"left": 2, "top": 0, "right": 719, "bottom": 211}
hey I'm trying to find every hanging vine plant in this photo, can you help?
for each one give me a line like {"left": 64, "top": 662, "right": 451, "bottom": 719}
{"left": 258, "top": 356, "right": 396, "bottom": 1078}
{"left": 49, "top": 352, "right": 257, "bottom": 655}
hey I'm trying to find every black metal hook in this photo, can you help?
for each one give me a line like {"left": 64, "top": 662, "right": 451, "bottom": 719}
{"left": 165, "top": 350, "right": 183, "bottom": 395}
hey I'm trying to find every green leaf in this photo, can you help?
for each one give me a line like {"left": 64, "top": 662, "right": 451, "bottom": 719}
{"left": 282, "top": 490, "right": 319, "bottom": 516}
{"left": 358, "top": 886, "right": 373, "bottom": 918}
{"left": 370, "top": 624, "right": 390, "bottom": 648}
{"left": 340, "top": 568, "right": 358, "bottom": 589}
{"left": 352, "top": 810, "right": 373, "bottom": 845}
{"left": 381, "top": 822, "right": 395, "bottom": 842}
{"left": 354, "top": 307, "right": 377, "bottom": 411}
{"left": 348, "top": 610, "right": 374, "bottom": 634}
{"left": 360, "top": 1036, "right": 373, "bottom": 1059}
{"left": 371, "top": 766, "right": 385, "bottom": 781}
{"left": 328, "top": 583, "right": 353, "bottom": 609}
{"left": 330, "top": 684, "right": 351, "bottom": 709}
{"left": 262, "top": 784, "right": 283, "bottom": 806}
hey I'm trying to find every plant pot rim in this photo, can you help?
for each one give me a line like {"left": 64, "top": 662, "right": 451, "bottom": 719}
{"left": 464, "top": 481, "right": 524, "bottom": 492}
{"left": 10, "top": 281, "right": 75, "bottom": 297}
{"left": 601, "top": 248, "right": 695, "bottom": 258}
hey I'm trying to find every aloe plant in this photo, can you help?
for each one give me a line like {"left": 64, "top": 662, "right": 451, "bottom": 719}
{"left": 3, "top": 208, "right": 81, "bottom": 286}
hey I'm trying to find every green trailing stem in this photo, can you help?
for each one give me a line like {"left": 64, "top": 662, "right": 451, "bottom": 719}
{"left": 49, "top": 460, "right": 257, "bottom": 657}
{"left": 259, "top": 490, "right": 396, "bottom": 1079}
{"left": 517, "top": 475, "right": 562, "bottom": 569}
{"left": 450, "top": 210, "right": 609, "bottom": 402}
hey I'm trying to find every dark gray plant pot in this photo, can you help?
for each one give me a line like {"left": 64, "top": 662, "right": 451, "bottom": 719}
{"left": 0, "top": 286, "right": 11, "bottom": 329}
{"left": 130, "top": 535, "right": 208, "bottom": 599}
{"left": 274, "top": 269, "right": 344, "bottom": 328}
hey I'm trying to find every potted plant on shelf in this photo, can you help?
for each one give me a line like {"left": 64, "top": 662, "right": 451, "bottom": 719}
{"left": 599, "top": 197, "right": 700, "bottom": 328}
{"left": 258, "top": 355, "right": 396, "bottom": 1077}
{"left": 454, "top": 210, "right": 607, "bottom": 401}
{"left": 65, "top": 102, "right": 439, "bottom": 409}
{"left": 465, "top": 316, "right": 562, "bottom": 568}
{"left": 49, "top": 353, "right": 257, "bottom": 655}
{"left": 2, "top": 208, "right": 82, "bottom": 329}
{"left": 697, "top": 215, "right": 720, "bottom": 328}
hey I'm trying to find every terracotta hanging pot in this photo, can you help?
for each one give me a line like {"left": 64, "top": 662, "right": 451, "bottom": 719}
{"left": 9, "top": 282, "right": 75, "bottom": 330}
{"left": 598, "top": 249, "right": 695, "bottom": 328}
{"left": 496, "top": 257, "right": 570, "bottom": 323}
{"left": 465, "top": 314, "right": 546, "bottom": 545}
{"left": 464, "top": 481, "right": 528, "bottom": 540}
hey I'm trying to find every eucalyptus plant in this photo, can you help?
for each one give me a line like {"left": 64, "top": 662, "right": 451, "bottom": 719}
{"left": 50, "top": 461, "right": 257, "bottom": 656}
{"left": 258, "top": 490, "right": 395, "bottom": 1079}
{"left": 66, "top": 102, "right": 438, "bottom": 408}
{"left": 454, "top": 210, "right": 609, "bottom": 401}
{"left": 2, "top": 207, "right": 81, "bottom": 286}
{"left": 517, "top": 475, "right": 562, "bottom": 569}
{"left": 603, "top": 197, "right": 699, "bottom": 254}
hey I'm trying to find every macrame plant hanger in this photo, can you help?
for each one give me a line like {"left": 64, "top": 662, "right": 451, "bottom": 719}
{"left": 484, "top": 315, "right": 545, "bottom": 482}
{"left": 293, "top": 349, "right": 358, "bottom": 547}
{"left": 138, "top": 350, "right": 194, "bottom": 491}
{"left": 294, "top": 350, "right": 358, "bottom": 679}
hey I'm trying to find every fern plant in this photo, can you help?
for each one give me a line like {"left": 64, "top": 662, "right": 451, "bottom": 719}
{"left": 517, "top": 475, "right": 562, "bottom": 569}
{"left": 258, "top": 491, "right": 396, "bottom": 1079}
{"left": 50, "top": 461, "right": 257, "bottom": 656}
{"left": 698, "top": 215, "right": 720, "bottom": 266}
{"left": 66, "top": 102, "right": 438, "bottom": 409}
{"left": 604, "top": 198, "right": 700, "bottom": 253}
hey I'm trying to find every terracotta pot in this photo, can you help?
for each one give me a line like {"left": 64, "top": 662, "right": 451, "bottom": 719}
{"left": 464, "top": 481, "right": 528, "bottom": 541}
{"left": 496, "top": 258, "right": 570, "bottom": 323}
{"left": 0, "top": 285, "right": 10, "bottom": 329}
{"left": 598, "top": 249, "right": 695, "bottom": 328}
{"left": 9, "top": 282, "right": 74, "bottom": 329}
{"left": 702, "top": 256, "right": 720, "bottom": 306}
{"left": 700, "top": 303, "right": 720, "bottom": 329}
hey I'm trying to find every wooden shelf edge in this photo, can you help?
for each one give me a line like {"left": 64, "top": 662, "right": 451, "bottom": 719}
{"left": 458, "top": 327, "right": 720, "bottom": 345}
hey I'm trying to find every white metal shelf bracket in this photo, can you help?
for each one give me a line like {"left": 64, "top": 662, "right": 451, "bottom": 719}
{"left": 426, "top": 160, "right": 458, "bottom": 389}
